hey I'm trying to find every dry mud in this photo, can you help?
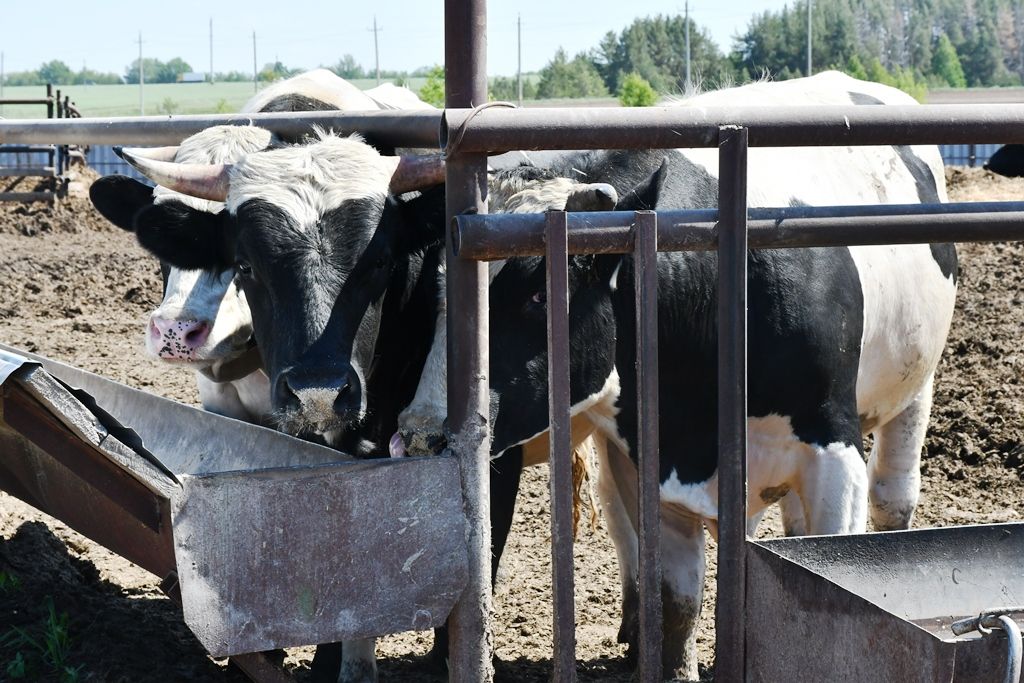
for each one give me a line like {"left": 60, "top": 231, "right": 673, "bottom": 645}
{"left": 1, "top": 167, "right": 1023, "bottom": 681}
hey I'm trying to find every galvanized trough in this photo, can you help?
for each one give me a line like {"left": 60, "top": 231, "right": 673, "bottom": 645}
{"left": 0, "top": 344, "right": 468, "bottom": 662}
{"left": 747, "top": 523, "right": 1024, "bottom": 682}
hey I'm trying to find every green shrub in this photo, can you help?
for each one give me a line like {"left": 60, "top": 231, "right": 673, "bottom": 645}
{"left": 618, "top": 72, "right": 657, "bottom": 107}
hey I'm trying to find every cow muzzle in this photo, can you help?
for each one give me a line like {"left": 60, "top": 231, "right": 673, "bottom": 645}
{"left": 273, "top": 365, "right": 363, "bottom": 435}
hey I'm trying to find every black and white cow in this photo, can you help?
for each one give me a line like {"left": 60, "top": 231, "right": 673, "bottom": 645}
{"left": 89, "top": 69, "right": 432, "bottom": 426}
{"left": 117, "top": 72, "right": 957, "bottom": 681}
{"left": 89, "top": 69, "right": 438, "bottom": 682}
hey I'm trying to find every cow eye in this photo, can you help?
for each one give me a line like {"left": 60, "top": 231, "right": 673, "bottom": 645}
{"left": 236, "top": 261, "right": 253, "bottom": 276}
{"left": 531, "top": 291, "right": 546, "bottom": 305}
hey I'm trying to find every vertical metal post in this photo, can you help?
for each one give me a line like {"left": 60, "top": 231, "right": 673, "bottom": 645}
{"left": 546, "top": 211, "right": 577, "bottom": 681}
{"left": 137, "top": 32, "right": 144, "bottom": 115}
{"left": 445, "top": 1, "right": 492, "bottom": 682}
{"left": 634, "top": 210, "right": 663, "bottom": 680}
{"left": 714, "top": 126, "right": 749, "bottom": 683}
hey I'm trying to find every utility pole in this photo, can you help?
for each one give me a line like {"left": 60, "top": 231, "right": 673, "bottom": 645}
{"left": 209, "top": 18, "right": 214, "bottom": 84}
{"left": 517, "top": 14, "right": 523, "bottom": 105}
{"left": 685, "top": 0, "right": 692, "bottom": 93}
{"left": 1, "top": 52, "right": 5, "bottom": 117}
{"left": 137, "top": 32, "right": 144, "bottom": 115}
{"left": 807, "top": 0, "right": 813, "bottom": 77}
{"left": 252, "top": 31, "right": 258, "bottom": 92}
{"left": 370, "top": 16, "right": 382, "bottom": 85}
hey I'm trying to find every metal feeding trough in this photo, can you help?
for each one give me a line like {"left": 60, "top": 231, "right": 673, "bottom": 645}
{"left": 0, "top": 344, "right": 468, "bottom": 666}
{"left": 747, "top": 523, "right": 1024, "bottom": 682}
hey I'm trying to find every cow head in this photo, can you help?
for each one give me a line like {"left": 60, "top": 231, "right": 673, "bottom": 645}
{"left": 89, "top": 126, "right": 275, "bottom": 368}
{"left": 121, "top": 132, "right": 446, "bottom": 440}
{"left": 486, "top": 160, "right": 669, "bottom": 455}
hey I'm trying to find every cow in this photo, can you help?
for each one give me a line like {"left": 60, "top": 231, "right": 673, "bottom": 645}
{"left": 983, "top": 143, "right": 1024, "bottom": 178}
{"left": 115, "top": 71, "right": 957, "bottom": 681}
{"left": 88, "top": 69, "right": 436, "bottom": 682}
{"left": 88, "top": 69, "right": 433, "bottom": 425}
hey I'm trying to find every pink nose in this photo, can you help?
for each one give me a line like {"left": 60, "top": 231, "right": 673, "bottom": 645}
{"left": 150, "top": 317, "right": 211, "bottom": 358}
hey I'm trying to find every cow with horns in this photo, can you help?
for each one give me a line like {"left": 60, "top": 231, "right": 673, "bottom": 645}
{"left": 116, "top": 72, "right": 956, "bottom": 681}
{"left": 88, "top": 69, "right": 433, "bottom": 428}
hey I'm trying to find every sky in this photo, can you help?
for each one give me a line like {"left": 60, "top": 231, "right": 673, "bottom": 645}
{"left": 0, "top": 0, "right": 794, "bottom": 79}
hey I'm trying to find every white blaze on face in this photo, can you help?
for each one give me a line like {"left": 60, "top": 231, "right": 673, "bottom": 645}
{"left": 144, "top": 126, "right": 274, "bottom": 365}
{"left": 147, "top": 267, "right": 253, "bottom": 363}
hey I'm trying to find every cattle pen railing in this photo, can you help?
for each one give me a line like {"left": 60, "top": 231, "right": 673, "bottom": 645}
{"left": 4, "top": 3, "right": 1024, "bottom": 681}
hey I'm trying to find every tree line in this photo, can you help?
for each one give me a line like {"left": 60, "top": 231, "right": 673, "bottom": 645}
{"left": 3, "top": 1, "right": 1019, "bottom": 99}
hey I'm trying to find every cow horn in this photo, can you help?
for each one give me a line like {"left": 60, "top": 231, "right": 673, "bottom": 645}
{"left": 389, "top": 155, "right": 446, "bottom": 195}
{"left": 116, "top": 148, "right": 231, "bottom": 202}
{"left": 116, "top": 145, "right": 181, "bottom": 162}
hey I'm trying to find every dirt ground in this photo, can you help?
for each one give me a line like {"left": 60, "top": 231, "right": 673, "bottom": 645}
{"left": 1, "top": 166, "right": 1023, "bottom": 682}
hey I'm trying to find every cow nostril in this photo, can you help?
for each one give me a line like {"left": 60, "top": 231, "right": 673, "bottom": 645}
{"left": 184, "top": 321, "right": 210, "bottom": 345}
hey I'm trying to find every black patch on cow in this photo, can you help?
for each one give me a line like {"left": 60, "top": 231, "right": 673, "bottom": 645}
{"left": 133, "top": 199, "right": 233, "bottom": 271}
{"left": 984, "top": 144, "right": 1024, "bottom": 178}
{"left": 928, "top": 243, "right": 958, "bottom": 282}
{"left": 893, "top": 145, "right": 941, "bottom": 204}
{"left": 616, "top": 157, "right": 671, "bottom": 211}
{"left": 848, "top": 91, "right": 885, "bottom": 106}
{"left": 259, "top": 94, "right": 339, "bottom": 113}
{"left": 89, "top": 175, "right": 155, "bottom": 232}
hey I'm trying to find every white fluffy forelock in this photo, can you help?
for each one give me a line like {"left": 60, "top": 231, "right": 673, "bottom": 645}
{"left": 225, "top": 133, "right": 395, "bottom": 227}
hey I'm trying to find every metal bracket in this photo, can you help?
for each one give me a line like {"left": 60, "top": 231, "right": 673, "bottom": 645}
{"left": 952, "top": 607, "right": 1024, "bottom": 683}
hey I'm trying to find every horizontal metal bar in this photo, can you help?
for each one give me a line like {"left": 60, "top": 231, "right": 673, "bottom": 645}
{"left": 0, "top": 98, "right": 53, "bottom": 105}
{"left": 0, "top": 110, "right": 442, "bottom": 146}
{"left": 454, "top": 202, "right": 1024, "bottom": 259}
{"left": 441, "top": 103, "right": 1024, "bottom": 153}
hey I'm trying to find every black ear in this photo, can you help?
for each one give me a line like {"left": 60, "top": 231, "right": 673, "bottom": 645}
{"left": 134, "top": 199, "right": 232, "bottom": 271}
{"left": 616, "top": 156, "right": 671, "bottom": 212}
{"left": 88, "top": 175, "right": 155, "bottom": 232}
{"left": 396, "top": 185, "right": 448, "bottom": 254}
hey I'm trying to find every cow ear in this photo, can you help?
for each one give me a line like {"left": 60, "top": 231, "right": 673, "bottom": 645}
{"left": 396, "top": 185, "right": 447, "bottom": 253}
{"left": 133, "top": 200, "right": 232, "bottom": 271}
{"left": 88, "top": 175, "right": 154, "bottom": 232}
{"left": 617, "top": 156, "right": 671, "bottom": 212}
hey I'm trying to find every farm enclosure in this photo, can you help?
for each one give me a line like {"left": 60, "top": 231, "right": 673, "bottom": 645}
{"left": 0, "top": 167, "right": 1023, "bottom": 680}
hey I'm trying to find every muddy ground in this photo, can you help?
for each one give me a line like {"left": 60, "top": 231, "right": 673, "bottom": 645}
{"left": 0, "top": 166, "right": 1023, "bottom": 682}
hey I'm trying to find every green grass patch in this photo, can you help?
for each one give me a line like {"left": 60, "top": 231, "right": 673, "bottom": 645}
{"left": 1, "top": 596, "right": 81, "bottom": 682}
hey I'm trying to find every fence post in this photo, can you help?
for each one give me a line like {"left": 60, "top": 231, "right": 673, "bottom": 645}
{"left": 715, "top": 125, "right": 749, "bottom": 682}
{"left": 444, "top": 0, "right": 493, "bottom": 681}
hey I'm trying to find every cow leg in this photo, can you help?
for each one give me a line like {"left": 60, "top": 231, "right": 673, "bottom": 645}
{"left": 338, "top": 638, "right": 376, "bottom": 683}
{"left": 426, "top": 446, "right": 524, "bottom": 671}
{"left": 798, "top": 438, "right": 868, "bottom": 535}
{"left": 660, "top": 503, "right": 705, "bottom": 682}
{"left": 868, "top": 377, "right": 933, "bottom": 530}
{"left": 594, "top": 439, "right": 641, "bottom": 660}
{"left": 779, "top": 490, "right": 807, "bottom": 536}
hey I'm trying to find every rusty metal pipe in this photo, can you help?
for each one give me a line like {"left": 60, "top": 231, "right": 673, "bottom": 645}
{"left": 545, "top": 211, "right": 577, "bottom": 681}
{"left": 444, "top": 0, "right": 493, "bottom": 681}
{"left": 634, "top": 210, "right": 663, "bottom": 680}
{"left": 453, "top": 202, "right": 1024, "bottom": 260}
{"left": 714, "top": 126, "right": 749, "bottom": 683}
{"left": 441, "top": 103, "right": 1024, "bottom": 154}
{"left": 0, "top": 110, "right": 442, "bottom": 147}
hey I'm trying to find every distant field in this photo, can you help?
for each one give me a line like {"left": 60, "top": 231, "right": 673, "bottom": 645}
{"left": 0, "top": 73, "right": 559, "bottom": 118}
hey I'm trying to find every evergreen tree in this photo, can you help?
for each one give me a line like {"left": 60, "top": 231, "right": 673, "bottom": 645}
{"left": 536, "top": 49, "right": 609, "bottom": 99}
{"left": 931, "top": 34, "right": 967, "bottom": 87}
